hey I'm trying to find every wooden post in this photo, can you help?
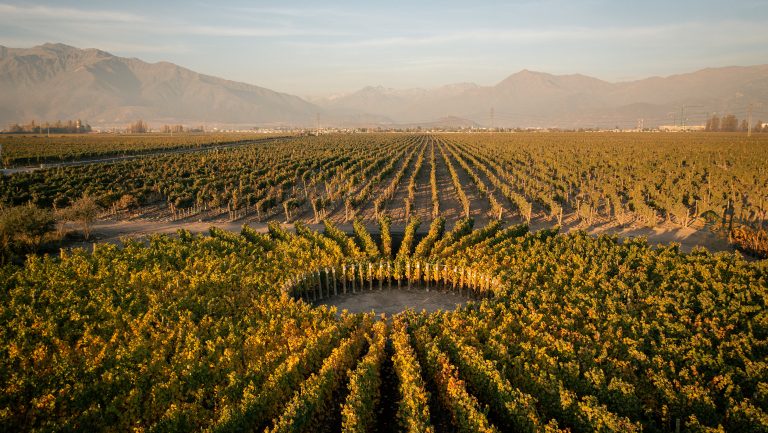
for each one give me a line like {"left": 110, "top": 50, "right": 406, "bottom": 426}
{"left": 342, "top": 264, "right": 347, "bottom": 294}
{"left": 369, "top": 263, "right": 373, "bottom": 291}
{"left": 351, "top": 263, "right": 356, "bottom": 293}
{"left": 379, "top": 262, "right": 383, "bottom": 291}
{"left": 332, "top": 267, "right": 338, "bottom": 296}
{"left": 324, "top": 268, "right": 331, "bottom": 298}
{"left": 406, "top": 261, "right": 411, "bottom": 291}
{"left": 425, "top": 263, "right": 430, "bottom": 292}
{"left": 453, "top": 267, "right": 458, "bottom": 293}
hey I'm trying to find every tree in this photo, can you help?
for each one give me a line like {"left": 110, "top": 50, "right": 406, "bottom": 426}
{"left": 129, "top": 120, "right": 148, "bottom": 134}
{"left": 116, "top": 194, "right": 139, "bottom": 210}
{"left": 0, "top": 204, "right": 55, "bottom": 261}
{"left": 721, "top": 114, "right": 739, "bottom": 132}
{"left": 706, "top": 115, "right": 720, "bottom": 132}
{"left": 64, "top": 195, "right": 101, "bottom": 240}
{"left": 753, "top": 120, "right": 764, "bottom": 133}
{"left": 739, "top": 119, "right": 749, "bottom": 132}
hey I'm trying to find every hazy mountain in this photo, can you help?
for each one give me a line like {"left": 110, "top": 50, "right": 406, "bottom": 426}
{"left": 0, "top": 43, "right": 321, "bottom": 127}
{"left": 317, "top": 66, "right": 768, "bottom": 128}
{"left": 1, "top": 43, "right": 766, "bottom": 129}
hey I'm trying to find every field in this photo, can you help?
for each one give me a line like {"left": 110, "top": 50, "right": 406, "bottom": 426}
{"left": 1, "top": 132, "right": 768, "bottom": 432}
{"left": 0, "top": 133, "right": 286, "bottom": 167}
{"left": 3, "top": 132, "right": 768, "bottom": 229}
{"left": 2, "top": 221, "right": 767, "bottom": 432}
{"left": 2, "top": 132, "right": 767, "bottom": 255}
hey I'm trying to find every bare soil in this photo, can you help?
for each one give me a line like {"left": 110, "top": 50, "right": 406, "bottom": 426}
{"left": 438, "top": 140, "right": 491, "bottom": 226}
{"left": 387, "top": 145, "right": 424, "bottom": 224}
{"left": 71, "top": 213, "right": 738, "bottom": 257}
{"left": 315, "top": 288, "right": 469, "bottom": 315}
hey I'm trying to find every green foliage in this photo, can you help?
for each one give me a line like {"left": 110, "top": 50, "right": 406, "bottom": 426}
{"left": 59, "top": 194, "right": 100, "bottom": 240}
{"left": 352, "top": 219, "right": 380, "bottom": 259}
{"left": 378, "top": 215, "right": 392, "bottom": 259}
{"left": 323, "top": 219, "right": 363, "bottom": 259}
{"left": 341, "top": 321, "right": 387, "bottom": 433}
{"left": 396, "top": 216, "right": 421, "bottom": 263}
{"left": 0, "top": 203, "right": 56, "bottom": 261}
{"left": 391, "top": 317, "right": 435, "bottom": 433}
{"left": 413, "top": 217, "right": 445, "bottom": 259}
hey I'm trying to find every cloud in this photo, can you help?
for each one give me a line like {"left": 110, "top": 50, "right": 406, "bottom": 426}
{"left": 0, "top": 3, "right": 346, "bottom": 39}
{"left": 169, "top": 25, "right": 346, "bottom": 38}
{"left": 0, "top": 3, "right": 144, "bottom": 23}
{"left": 291, "top": 20, "right": 768, "bottom": 49}
{"left": 221, "top": 6, "right": 365, "bottom": 19}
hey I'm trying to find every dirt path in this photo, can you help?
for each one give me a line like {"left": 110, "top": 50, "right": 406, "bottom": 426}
{"left": 431, "top": 138, "right": 465, "bottom": 222}
{"left": 386, "top": 143, "right": 425, "bottom": 224}
{"left": 411, "top": 140, "right": 435, "bottom": 223}
{"left": 353, "top": 144, "right": 418, "bottom": 223}
{"left": 75, "top": 205, "right": 743, "bottom": 258}
{"left": 442, "top": 139, "right": 520, "bottom": 222}
{"left": 436, "top": 138, "right": 490, "bottom": 226}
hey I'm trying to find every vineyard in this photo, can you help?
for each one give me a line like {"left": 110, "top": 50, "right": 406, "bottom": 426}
{"left": 1, "top": 132, "right": 768, "bottom": 431}
{"left": 2, "top": 132, "right": 767, "bottom": 255}
{"left": 1, "top": 219, "right": 766, "bottom": 432}
{"left": 0, "top": 133, "right": 286, "bottom": 167}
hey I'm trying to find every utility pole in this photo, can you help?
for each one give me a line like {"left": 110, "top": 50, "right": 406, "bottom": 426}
{"left": 490, "top": 106, "right": 495, "bottom": 132}
{"left": 747, "top": 103, "right": 753, "bottom": 137}
{"left": 316, "top": 113, "right": 320, "bottom": 132}
{"left": 680, "top": 106, "right": 685, "bottom": 129}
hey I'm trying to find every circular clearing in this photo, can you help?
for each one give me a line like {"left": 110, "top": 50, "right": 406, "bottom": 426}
{"left": 315, "top": 289, "right": 469, "bottom": 315}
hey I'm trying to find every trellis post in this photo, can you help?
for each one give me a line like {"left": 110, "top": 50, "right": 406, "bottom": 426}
{"left": 342, "top": 264, "right": 347, "bottom": 294}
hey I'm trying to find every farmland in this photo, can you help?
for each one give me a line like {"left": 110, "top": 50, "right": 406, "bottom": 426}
{"left": 1, "top": 220, "right": 767, "bottom": 431}
{"left": 0, "top": 132, "right": 286, "bottom": 167}
{"left": 2, "top": 132, "right": 767, "bottom": 245}
{"left": 1, "top": 132, "right": 768, "bottom": 432}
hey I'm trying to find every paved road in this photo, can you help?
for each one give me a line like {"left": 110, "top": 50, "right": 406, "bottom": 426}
{"left": 1, "top": 135, "right": 291, "bottom": 175}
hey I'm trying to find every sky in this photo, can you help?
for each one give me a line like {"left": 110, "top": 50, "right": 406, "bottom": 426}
{"left": 1, "top": 0, "right": 767, "bottom": 97}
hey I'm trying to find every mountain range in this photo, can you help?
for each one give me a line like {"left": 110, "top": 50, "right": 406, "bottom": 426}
{"left": 1, "top": 43, "right": 767, "bottom": 129}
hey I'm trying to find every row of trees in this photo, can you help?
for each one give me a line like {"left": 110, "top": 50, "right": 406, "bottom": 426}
{"left": 4, "top": 119, "right": 92, "bottom": 134}
{"left": 130, "top": 120, "right": 206, "bottom": 134}
{"left": 704, "top": 114, "right": 768, "bottom": 132}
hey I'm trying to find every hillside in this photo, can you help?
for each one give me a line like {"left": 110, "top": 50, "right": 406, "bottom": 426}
{"left": 0, "top": 43, "right": 320, "bottom": 127}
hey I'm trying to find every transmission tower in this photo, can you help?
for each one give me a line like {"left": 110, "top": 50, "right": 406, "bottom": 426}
{"left": 490, "top": 106, "right": 495, "bottom": 131}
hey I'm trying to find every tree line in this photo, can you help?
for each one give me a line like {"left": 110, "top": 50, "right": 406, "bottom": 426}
{"left": 3, "top": 119, "right": 92, "bottom": 134}
{"left": 704, "top": 114, "right": 767, "bottom": 132}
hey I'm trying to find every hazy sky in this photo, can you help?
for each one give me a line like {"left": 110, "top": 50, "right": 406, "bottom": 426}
{"left": 1, "top": 0, "right": 767, "bottom": 97}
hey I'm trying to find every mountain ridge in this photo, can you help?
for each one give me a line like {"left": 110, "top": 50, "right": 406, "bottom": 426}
{"left": 0, "top": 43, "right": 321, "bottom": 127}
{"left": 2, "top": 43, "right": 767, "bottom": 128}
{"left": 319, "top": 65, "right": 768, "bottom": 127}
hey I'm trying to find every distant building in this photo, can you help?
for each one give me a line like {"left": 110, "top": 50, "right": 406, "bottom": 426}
{"left": 658, "top": 125, "right": 706, "bottom": 132}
